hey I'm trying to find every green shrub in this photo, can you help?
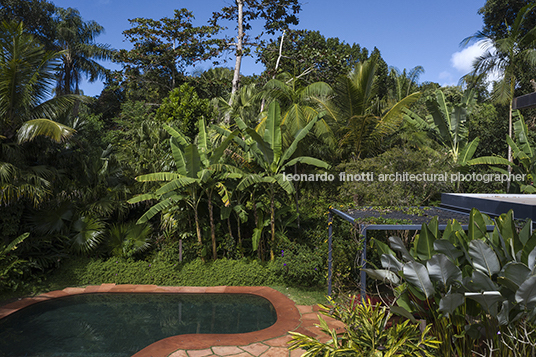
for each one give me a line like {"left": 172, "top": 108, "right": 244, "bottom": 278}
{"left": 270, "top": 243, "right": 324, "bottom": 287}
{"left": 50, "top": 257, "right": 285, "bottom": 287}
{"left": 338, "top": 147, "right": 453, "bottom": 206}
{"left": 0, "top": 234, "right": 31, "bottom": 292}
{"left": 154, "top": 83, "right": 211, "bottom": 140}
{"left": 177, "top": 258, "right": 280, "bottom": 286}
{"left": 289, "top": 295, "right": 440, "bottom": 356}
{"left": 366, "top": 209, "right": 536, "bottom": 356}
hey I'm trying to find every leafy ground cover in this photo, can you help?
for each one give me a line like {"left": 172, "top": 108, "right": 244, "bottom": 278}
{"left": 0, "top": 257, "right": 328, "bottom": 307}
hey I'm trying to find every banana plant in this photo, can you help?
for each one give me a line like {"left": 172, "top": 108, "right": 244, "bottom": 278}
{"left": 366, "top": 209, "right": 536, "bottom": 356}
{"left": 468, "top": 111, "right": 535, "bottom": 193}
{"left": 232, "top": 101, "right": 330, "bottom": 260}
{"left": 129, "top": 119, "right": 240, "bottom": 260}
{"left": 219, "top": 183, "right": 246, "bottom": 252}
{"left": 404, "top": 88, "right": 479, "bottom": 166}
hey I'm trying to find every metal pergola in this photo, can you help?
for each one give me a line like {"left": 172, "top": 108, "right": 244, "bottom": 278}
{"left": 327, "top": 206, "right": 496, "bottom": 298}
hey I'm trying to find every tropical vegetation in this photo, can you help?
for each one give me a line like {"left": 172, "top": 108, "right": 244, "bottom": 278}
{"left": 2, "top": 1, "right": 536, "bottom": 356}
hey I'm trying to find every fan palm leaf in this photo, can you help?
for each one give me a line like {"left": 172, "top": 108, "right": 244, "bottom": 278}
{"left": 70, "top": 216, "right": 106, "bottom": 254}
{"left": 107, "top": 222, "right": 152, "bottom": 258}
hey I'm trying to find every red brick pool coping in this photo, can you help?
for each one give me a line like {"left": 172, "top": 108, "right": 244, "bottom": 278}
{"left": 0, "top": 284, "right": 302, "bottom": 357}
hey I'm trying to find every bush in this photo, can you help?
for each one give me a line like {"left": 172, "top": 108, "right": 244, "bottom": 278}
{"left": 270, "top": 243, "right": 324, "bottom": 287}
{"left": 289, "top": 295, "right": 440, "bottom": 356}
{"left": 154, "top": 83, "right": 211, "bottom": 140}
{"left": 50, "top": 257, "right": 285, "bottom": 287}
{"left": 0, "top": 234, "right": 31, "bottom": 292}
{"left": 337, "top": 147, "right": 453, "bottom": 206}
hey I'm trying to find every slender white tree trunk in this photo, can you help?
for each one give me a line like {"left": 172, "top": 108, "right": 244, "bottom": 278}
{"left": 230, "top": 0, "right": 244, "bottom": 96}
{"left": 260, "top": 30, "right": 286, "bottom": 113}
{"left": 225, "top": 0, "right": 244, "bottom": 124}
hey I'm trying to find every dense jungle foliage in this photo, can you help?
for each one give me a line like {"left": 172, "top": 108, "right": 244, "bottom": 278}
{"left": 1, "top": 0, "right": 536, "bottom": 307}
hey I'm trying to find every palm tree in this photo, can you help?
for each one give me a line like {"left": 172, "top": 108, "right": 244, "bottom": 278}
{"left": 258, "top": 75, "right": 334, "bottom": 227}
{"left": 0, "top": 20, "right": 77, "bottom": 143}
{"left": 53, "top": 8, "right": 113, "bottom": 95}
{"left": 0, "top": 21, "right": 78, "bottom": 206}
{"left": 323, "top": 55, "right": 421, "bottom": 159}
{"left": 389, "top": 66, "right": 424, "bottom": 102}
{"left": 260, "top": 75, "right": 335, "bottom": 148}
{"left": 463, "top": 4, "right": 536, "bottom": 167}
{"left": 403, "top": 88, "right": 480, "bottom": 166}
{"left": 216, "top": 83, "right": 263, "bottom": 127}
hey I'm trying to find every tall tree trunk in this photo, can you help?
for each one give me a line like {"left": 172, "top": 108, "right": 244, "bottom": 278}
{"left": 64, "top": 59, "right": 72, "bottom": 95}
{"left": 172, "top": 39, "right": 176, "bottom": 89}
{"left": 208, "top": 190, "right": 217, "bottom": 260}
{"left": 228, "top": 0, "right": 244, "bottom": 113}
{"left": 224, "top": 0, "right": 244, "bottom": 123}
{"left": 192, "top": 191, "right": 203, "bottom": 261}
{"left": 193, "top": 208, "right": 202, "bottom": 243}
{"left": 260, "top": 30, "right": 286, "bottom": 112}
{"left": 227, "top": 216, "right": 234, "bottom": 240}
{"left": 193, "top": 194, "right": 202, "bottom": 245}
{"left": 252, "top": 190, "right": 258, "bottom": 227}
{"left": 193, "top": 206, "right": 203, "bottom": 261}
{"left": 236, "top": 213, "right": 242, "bottom": 254}
{"left": 227, "top": 216, "right": 235, "bottom": 258}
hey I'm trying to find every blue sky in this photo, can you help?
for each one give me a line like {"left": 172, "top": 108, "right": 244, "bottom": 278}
{"left": 51, "top": 0, "right": 487, "bottom": 96}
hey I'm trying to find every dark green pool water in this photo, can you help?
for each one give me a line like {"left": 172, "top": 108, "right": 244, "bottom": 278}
{"left": 0, "top": 293, "right": 277, "bottom": 357}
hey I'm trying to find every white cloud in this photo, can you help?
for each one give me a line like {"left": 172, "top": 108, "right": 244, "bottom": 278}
{"left": 438, "top": 71, "right": 456, "bottom": 86}
{"left": 451, "top": 41, "right": 487, "bottom": 73}
{"left": 448, "top": 41, "right": 502, "bottom": 91}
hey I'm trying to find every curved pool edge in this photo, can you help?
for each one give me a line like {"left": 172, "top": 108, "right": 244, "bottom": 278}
{"left": 0, "top": 284, "right": 301, "bottom": 357}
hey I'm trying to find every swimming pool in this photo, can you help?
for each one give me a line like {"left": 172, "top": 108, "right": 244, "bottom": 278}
{"left": 0, "top": 291, "right": 278, "bottom": 357}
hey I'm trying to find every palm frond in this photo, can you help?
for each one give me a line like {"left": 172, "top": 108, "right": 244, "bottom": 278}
{"left": 17, "top": 118, "right": 75, "bottom": 143}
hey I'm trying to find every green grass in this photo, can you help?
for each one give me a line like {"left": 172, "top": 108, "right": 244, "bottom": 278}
{"left": 1, "top": 283, "right": 329, "bottom": 308}
{"left": 270, "top": 285, "right": 329, "bottom": 306}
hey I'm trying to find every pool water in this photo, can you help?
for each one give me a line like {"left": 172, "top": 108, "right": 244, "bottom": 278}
{"left": 0, "top": 293, "right": 277, "bottom": 357}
